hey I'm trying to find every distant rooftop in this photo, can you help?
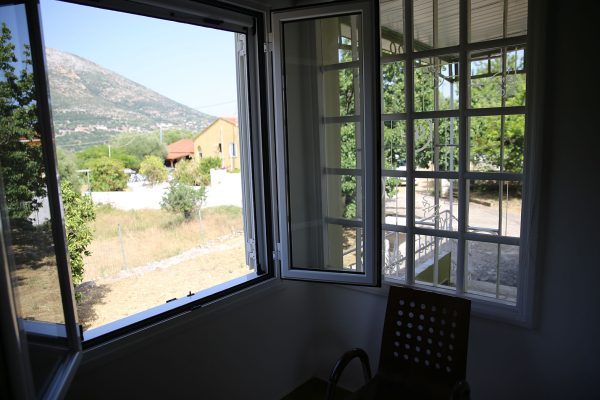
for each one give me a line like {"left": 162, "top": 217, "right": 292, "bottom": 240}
{"left": 166, "top": 139, "right": 194, "bottom": 161}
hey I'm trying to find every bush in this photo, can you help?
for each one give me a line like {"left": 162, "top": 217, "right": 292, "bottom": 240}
{"left": 139, "top": 155, "right": 168, "bottom": 185}
{"left": 198, "top": 156, "right": 222, "bottom": 185}
{"left": 61, "top": 181, "right": 95, "bottom": 288}
{"left": 173, "top": 159, "right": 202, "bottom": 186}
{"left": 160, "top": 181, "right": 206, "bottom": 220}
{"left": 89, "top": 157, "right": 128, "bottom": 192}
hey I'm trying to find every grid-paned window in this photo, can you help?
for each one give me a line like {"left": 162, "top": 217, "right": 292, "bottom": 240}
{"left": 380, "top": 0, "right": 528, "bottom": 304}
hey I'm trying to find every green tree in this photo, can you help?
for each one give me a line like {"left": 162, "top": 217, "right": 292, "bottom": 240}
{"left": 160, "top": 181, "right": 205, "bottom": 220}
{"left": 0, "top": 23, "right": 46, "bottom": 219}
{"left": 76, "top": 144, "right": 139, "bottom": 171}
{"left": 57, "top": 147, "right": 81, "bottom": 191}
{"left": 139, "top": 155, "right": 168, "bottom": 185}
{"left": 111, "top": 133, "right": 167, "bottom": 165}
{"left": 60, "top": 180, "right": 95, "bottom": 287}
{"left": 89, "top": 157, "right": 127, "bottom": 191}
{"left": 468, "top": 50, "right": 526, "bottom": 173}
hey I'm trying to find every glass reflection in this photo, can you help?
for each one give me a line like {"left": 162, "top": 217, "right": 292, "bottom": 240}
{"left": 1, "top": 4, "right": 64, "bottom": 324}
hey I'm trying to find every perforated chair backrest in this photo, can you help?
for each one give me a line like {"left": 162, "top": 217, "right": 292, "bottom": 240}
{"left": 378, "top": 286, "right": 471, "bottom": 385}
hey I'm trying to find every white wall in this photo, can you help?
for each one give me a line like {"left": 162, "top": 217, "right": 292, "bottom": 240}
{"left": 67, "top": 281, "right": 319, "bottom": 399}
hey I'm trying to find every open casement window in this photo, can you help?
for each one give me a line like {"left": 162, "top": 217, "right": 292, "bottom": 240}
{"left": 2, "top": 0, "right": 271, "bottom": 393}
{"left": 0, "top": 1, "right": 81, "bottom": 398}
{"left": 272, "top": 2, "right": 380, "bottom": 285}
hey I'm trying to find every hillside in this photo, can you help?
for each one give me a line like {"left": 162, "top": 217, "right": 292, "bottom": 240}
{"left": 46, "top": 48, "right": 215, "bottom": 149}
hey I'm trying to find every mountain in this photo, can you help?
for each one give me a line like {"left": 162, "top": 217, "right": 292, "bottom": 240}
{"left": 46, "top": 48, "right": 216, "bottom": 149}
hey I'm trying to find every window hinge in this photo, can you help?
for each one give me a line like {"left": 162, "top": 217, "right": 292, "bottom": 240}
{"left": 264, "top": 32, "right": 273, "bottom": 53}
{"left": 272, "top": 242, "right": 282, "bottom": 261}
{"left": 246, "top": 238, "right": 256, "bottom": 260}
{"left": 237, "top": 35, "right": 247, "bottom": 57}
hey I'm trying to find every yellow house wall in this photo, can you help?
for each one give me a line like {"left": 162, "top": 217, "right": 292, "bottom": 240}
{"left": 193, "top": 119, "right": 240, "bottom": 171}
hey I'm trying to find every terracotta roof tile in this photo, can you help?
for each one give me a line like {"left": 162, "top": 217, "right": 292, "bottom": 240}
{"left": 166, "top": 139, "right": 194, "bottom": 160}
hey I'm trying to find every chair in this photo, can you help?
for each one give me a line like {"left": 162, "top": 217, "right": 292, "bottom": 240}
{"left": 326, "top": 286, "right": 471, "bottom": 400}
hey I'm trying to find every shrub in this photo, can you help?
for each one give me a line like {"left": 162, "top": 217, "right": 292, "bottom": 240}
{"left": 139, "top": 155, "right": 168, "bottom": 185}
{"left": 160, "top": 181, "right": 206, "bottom": 220}
{"left": 89, "top": 157, "right": 128, "bottom": 191}
{"left": 173, "top": 159, "right": 202, "bottom": 186}
{"left": 61, "top": 181, "right": 95, "bottom": 288}
{"left": 198, "top": 156, "right": 222, "bottom": 185}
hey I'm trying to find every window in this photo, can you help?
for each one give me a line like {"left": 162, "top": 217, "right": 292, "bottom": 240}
{"left": 379, "top": 0, "right": 530, "bottom": 317}
{"left": 1, "top": 0, "right": 271, "bottom": 359}
{"left": 273, "top": 2, "right": 379, "bottom": 285}
{"left": 274, "top": 0, "right": 537, "bottom": 323}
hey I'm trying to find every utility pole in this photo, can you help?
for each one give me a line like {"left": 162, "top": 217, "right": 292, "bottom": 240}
{"left": 108, "top": 143, "right": 111, "bottom": 158}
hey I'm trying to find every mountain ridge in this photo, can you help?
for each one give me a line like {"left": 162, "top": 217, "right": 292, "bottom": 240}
{"left": 46, "top": 48, "right": 216, "bottom": 149}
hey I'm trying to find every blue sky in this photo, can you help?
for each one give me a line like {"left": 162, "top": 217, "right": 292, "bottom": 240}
{"left": 39, "top": 0, "right": 239, "bottom": 117}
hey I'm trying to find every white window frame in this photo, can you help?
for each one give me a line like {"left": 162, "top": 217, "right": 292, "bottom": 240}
{"left": 272, "top": 1, "right": 380, "bottom": 286}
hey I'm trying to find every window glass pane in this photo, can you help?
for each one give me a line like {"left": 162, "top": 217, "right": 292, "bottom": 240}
{"left": 469, "top": 47, "right": 526, "bottom": 108}
{"left": 318, "top": 14, "right": 361, "bottom": 65}
{"left": 381, "top": 0, "right": 404, "bottom": 55}
{"left": 469, "top": 114, "right": 524, "bottom": 173}
{"left": 383, "top": 176, "right": 407, "bottom": 226}
{"left": 413, "top": 0, "right": 459, "bottom": 49}
{"left": 383, "top": 230, "right": 407, "bottom": 280}
{"left": 415, "top": 178, "right": 459, "bottom": 232}
{"left": 414, "top": 55, "right": 459, "bottom": 112}
{"left": 383, "top": 120, "right": 407, "bottom": 170}
{"left": 415, "top": 235, "right": 457, "bottom": 289}
{"left": 415, "top": 118, "right": 459, "bottom": 172}
{"left": 0, "top": 4, "right": 64, "bottom": 325}
{"left": 466, "top": 241, "right": 518, "bottom": 303}
{"left": 283, "top": 13, "right": 365, "bottom": 272}
{"left": 504, "top": 47, "right": 526, "bottom": 106}
{"left": 324, "top": 122, "right": 361, "bottom": 169}
{"left": 336, "top": 225, "right": 363, "bottom": 272}
{"left": 323, "top": 68, "right": 360, "bottom": 117}
{"left": 469, "top": 0, "right": 528, "bottom": 43}
{"left": 469, "top": 49, "right": 503, "bottom": 108}
{"left": 324, "top": 175, "right": 361, "bottom": 220}
{"left": 467, "top": 180, "right": 522, "bottom": 237}
{"left": 382, "top": 61, "right": 406, "bottom": 113}
{"left": 43, "top": 1, "right": 255, "bottom": 331}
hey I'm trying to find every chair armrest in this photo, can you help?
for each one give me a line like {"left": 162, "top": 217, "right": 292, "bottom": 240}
{"left": 451, "top": 380, "right": 471, "bottom": 400}
{"left": 325, "top": 348, "right": 372, "bottom": 400}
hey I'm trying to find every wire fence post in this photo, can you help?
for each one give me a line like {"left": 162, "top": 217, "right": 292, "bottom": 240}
{"left": 118, "top": 223, "right": 128, "bottom": 270}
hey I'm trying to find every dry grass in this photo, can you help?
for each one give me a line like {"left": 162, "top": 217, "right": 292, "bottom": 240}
{"left": 83, "top": 206, "right": 243, "bottom": 281}
{"left": 77, "top": 236, "right": 249, "bottom": 330}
